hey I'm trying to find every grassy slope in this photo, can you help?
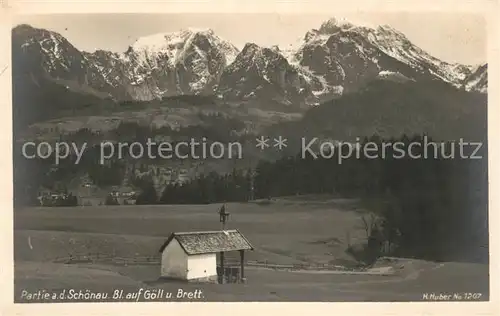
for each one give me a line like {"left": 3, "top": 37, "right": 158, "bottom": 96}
{"left": 15, "top": 197, "right": 367, "bottom": 265}
{"left": 13, "top": 196, "right": 489, "bottom": 301}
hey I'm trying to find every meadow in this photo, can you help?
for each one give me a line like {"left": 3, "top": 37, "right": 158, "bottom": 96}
{"left": 14, "top": 196, "right": 489, "bottom": 302}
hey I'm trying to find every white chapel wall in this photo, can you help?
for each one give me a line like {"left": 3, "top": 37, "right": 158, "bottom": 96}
{"left": 187, "top": 253, "right": 217, "bottom": 280}
{"left": 161, "top": 238, "right": 188, "bottom": 279}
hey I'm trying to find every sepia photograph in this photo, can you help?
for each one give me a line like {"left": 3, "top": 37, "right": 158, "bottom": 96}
{"left": 8, "top": 6, "right": 492, "bottom": 307}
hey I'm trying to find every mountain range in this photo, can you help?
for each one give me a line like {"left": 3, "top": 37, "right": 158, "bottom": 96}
{"left": 13, "top": 18, "right": 487, "bottom": 109}
{"left": 11, "top": 17, "right": 488, "bottom": 193}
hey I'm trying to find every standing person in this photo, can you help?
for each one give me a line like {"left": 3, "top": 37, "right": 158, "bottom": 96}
{"left": 219, "top": 202, "right": 226, "bottom": 215}
{"left": 218, "top": 201, "right": 229, "bottom": 230}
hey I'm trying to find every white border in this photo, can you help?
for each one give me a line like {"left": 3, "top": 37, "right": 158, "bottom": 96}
{"left": 1, "top": 1, "right": 498, "bottom": 315}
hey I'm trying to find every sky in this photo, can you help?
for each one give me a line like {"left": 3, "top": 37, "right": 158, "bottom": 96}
{"left": 13, "top": 13, "right": 487, "bottom": 65}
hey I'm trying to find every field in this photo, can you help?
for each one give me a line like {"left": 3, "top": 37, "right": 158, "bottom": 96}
{"left": 14, "top": 196, "right": 489, "bottom": 302}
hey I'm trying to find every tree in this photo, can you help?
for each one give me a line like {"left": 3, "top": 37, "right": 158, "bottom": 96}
{"left": 135, "top": 182, "right": 158, "bottom": 205}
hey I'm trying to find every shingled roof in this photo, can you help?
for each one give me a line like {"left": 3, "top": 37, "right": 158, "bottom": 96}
{"left": 159, "top": 229, "right": 254, "bottom": 255}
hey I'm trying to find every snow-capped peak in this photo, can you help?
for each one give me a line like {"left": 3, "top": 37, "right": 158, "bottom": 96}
{"left": 318, "top": 17, "right": 354, "bottom": 33}
{"left": 318, "top": 17, "right": 379, "bottom": 34}
{"left": 295, "top": 17, "right": 475, "bottom": 87}
{"left": 130, "top": 28, "right": 213, "bottom": 54}
{"left": 376, "top": 24, "right": 405, "bottom": 35}
{"left": 129, "top": 28, "right": 238, "bottom": 66}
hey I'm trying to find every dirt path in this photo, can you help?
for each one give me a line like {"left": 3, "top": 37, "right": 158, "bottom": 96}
{"left": 244, "top": 265, "right": 398, "bottom": 276}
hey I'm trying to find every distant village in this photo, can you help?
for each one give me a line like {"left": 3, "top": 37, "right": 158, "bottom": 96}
{"left": 37, "top": 164, "right": 193, "bottom": 207}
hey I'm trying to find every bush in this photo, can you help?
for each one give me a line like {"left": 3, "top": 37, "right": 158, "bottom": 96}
{"left": 255, "top": 199, "right": 272, "bottom": 206}
{"left": 346, "top": 242, "right": 380, "bottom": 266}
{"left": 104, "top": 194, "right": 120, "bottom": 206}
{"left": 135, "top": 183, "right": 158, "bottom": 205}
{"left": 39, "top": 193, "right": 78, "bottom": 207}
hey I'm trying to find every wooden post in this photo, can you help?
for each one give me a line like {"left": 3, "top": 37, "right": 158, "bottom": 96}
{"left": 249, "top": 170, "right": 255, "bottom": 201}
{"left": 239, "top": 250, "right": 245, "bottom": 282}
{"left": 218, "top": 204, "right": 229, "bottom": 284}
{"left": 220, "top": 251, "right": 225, "bottom": 284}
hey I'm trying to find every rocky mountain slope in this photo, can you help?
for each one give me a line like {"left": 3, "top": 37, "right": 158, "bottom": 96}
{"left": 217, "top": 43, "right": 319, "bottom": 107}
{"left": 266, "top": 77, "right": 487, "bottom": 151}
{"left": 12, "top": 18, "right": 488, "bottom": 196}
{"left": 13, "top": 25, "right": 239, "bottom": 101}
{"left": 286, "top": 19, "right": 476, "bottom": 99}
{"left": 463, "top": 63, "right": 488, "bottom": 93}
{"left": 12, "top": 18, "right": 487, "bottom": 113}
